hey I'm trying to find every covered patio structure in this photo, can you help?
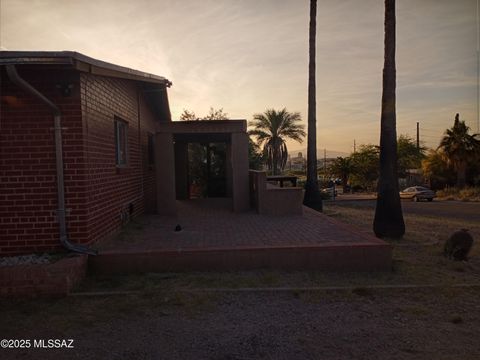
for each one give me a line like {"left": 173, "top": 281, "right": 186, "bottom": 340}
{"left": 90, "top": 119, "right": 392, "bottom": 274}
{"left": 155, "top": 120, "right": 250, "bottom": 215}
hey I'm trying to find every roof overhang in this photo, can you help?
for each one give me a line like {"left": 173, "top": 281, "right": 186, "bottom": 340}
{"left": 0, "top": 51, "right": 172, "bottom": 121}
{"left": 0, "top": 51, "right": 172, "bottom": 87}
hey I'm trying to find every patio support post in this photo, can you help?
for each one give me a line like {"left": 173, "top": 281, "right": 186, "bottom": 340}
{"left": 226, "top": 142, "right": 233, "bottom": 197}
{"left": 174, "top": 141, "right": 189, "bottom": 200}
{"left": 231, "top": 132, "right": 250, "bottom": 212}
{"left": 155, "top": 132, "right": 177, "bottom": 215}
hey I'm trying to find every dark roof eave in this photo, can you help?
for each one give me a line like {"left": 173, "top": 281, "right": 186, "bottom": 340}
{"left": 0, "top": 51, "right": 172, "bottom": 87}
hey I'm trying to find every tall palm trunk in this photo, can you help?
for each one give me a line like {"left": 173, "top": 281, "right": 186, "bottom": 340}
{"left": 303, "top": 0, "right": 322, "bottom": 211}
{"left": 273, "top": 138, "right": 280, "bottom": 175}
{"left": 373, "top": 0, "right": 405, "bottom": 238}
{"left": 456, "top": 160, "right": 467, "bottom": 188}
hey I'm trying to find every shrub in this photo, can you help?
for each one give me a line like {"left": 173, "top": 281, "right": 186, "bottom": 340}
{"left": 436, "top": 187, "right": 480, "bottom": 202}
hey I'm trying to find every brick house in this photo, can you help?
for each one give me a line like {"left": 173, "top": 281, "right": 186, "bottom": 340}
{"left": 1, "top": 51, "right": 172, "bottom": 256}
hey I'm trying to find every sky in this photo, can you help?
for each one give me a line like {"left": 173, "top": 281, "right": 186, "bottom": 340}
{"left": 0, "top": 0, "right": 477, "bottom": 155}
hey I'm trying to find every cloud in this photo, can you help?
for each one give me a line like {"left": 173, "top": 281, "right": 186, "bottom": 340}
{"left": 1, "top": 0, "right": 476, "bottom": 152}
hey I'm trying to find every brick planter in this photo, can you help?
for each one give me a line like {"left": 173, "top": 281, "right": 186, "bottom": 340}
{"left": 0, "top": 254, "right": 87, "bottom": 297}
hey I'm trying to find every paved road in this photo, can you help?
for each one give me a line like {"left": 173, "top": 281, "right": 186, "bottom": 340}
{"left": 328, "top": 199, "right": 480, "bottom": 223}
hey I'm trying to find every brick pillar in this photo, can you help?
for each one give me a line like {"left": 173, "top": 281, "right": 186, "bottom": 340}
{"left": 174, "top": 141, "right": 189, "bottom": 200}
{"left": 226, "top": 141, "right": 233, "bottom": 197}
{"left": 231, "top": 132, "right": 250, "bottom": 212}
{"left": 155, "top": 132, "right": 176, "bottom": 215}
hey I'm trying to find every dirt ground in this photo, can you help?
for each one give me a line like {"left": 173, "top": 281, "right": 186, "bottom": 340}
{"left": 1, "top": 287, "right": 479, "bottom": 360}
{"left": 1, "top": 201, "right": 480, "bottom": 360}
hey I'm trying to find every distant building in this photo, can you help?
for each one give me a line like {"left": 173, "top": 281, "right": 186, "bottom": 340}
{"left": 288, "top": 152, "right": 306, "bottom": 171}
{"left": 399, "top": 168, "right": 426, "bottom": 188}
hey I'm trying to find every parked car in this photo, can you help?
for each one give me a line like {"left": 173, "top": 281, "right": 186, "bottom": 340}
{"left": 321, "top": 187, "right": 338, "bottom": 198}
{"left": 399, "top": 186, "right": 436, "bottom": 202}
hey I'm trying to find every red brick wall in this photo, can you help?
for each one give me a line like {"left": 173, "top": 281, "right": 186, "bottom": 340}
{"left": 80, "top": 73, "right": 158, "bottom": 246}
{"left": 1, "top": 66, "right": 160, "bottom": 255}
{"left": 139, "top": 95, "right": 157, "bottom": 213}
{"left": 0, "top": 66, "right": 89, "bottom": 255}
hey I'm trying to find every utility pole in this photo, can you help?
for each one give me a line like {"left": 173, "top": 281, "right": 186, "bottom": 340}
{"left": 477, "top": 0, "right": 479, "bottom": 132}
{"left": 353, "top": 139, "right": 356, "bottom": 154}
{"left": 324, "top": 148, "right": 327, "bottom": 182}
{"left": 416, "top": 122, "right": 419, "bottom": 150}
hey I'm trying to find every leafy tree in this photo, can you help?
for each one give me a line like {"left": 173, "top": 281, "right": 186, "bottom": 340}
{"left": 397, "top": 134, "right": 426, "bottom": 177}
{"left": 350, "top": 145, "right": 380, "bottom": 191}
{"left": 180, "top": 109, "right": 198, "bottom": 120}
{"left": 303, "top": 0, "right": 323, "bottom": 211}
{"left": 422, "top": 149, "right": 455, "bottom": 189}
{"left": 373, "top": 0, "right": 405, "bottom": 239}
{"left": 248, "top": 138, "right": 264, "bottom": 170}
{"left": 438, "top": 113, "right": 480, "bottom": 188}
{"left": 249, "top": 108, "right": 305, "bottom": 175}
{"left": 179, "top": 107, "right": 228, "bottom": 121}
{"left": 203, "top": 107, "right": 229, "bottom": 120}
{"left": 329, "top": 157, "right": 353, "bottom": 192}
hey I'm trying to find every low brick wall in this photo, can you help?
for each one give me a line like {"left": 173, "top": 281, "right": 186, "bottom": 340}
{"left": 90, "top": 243, "right": 391, "bottom": 274}
{"left": 249, "top": 170, "right": 303, "bottom": 215}
{"left": 0, "top": 254, "right": 87, "bottom": 297}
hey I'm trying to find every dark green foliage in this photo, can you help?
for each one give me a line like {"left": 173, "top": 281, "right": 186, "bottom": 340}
{"left": 422, "top": 149, "right": 456, "bottom": 189}
{"left": 248, "top": 137, "right": 264, "bottom": 170}
{"left": 179, "top": 107, "right": 229, "bottom": 121}
{"left": 350, "top": 145, "right": 380, "bottom": 191}
{"left": 179, "top": 109, "right": 197, "bottom": 120}
{"left": 249, "top": 108, "right": 305, "bottom": 175}
{"left": 203, "top": 107, "right": 229, "bottom": 121}
{"left": 329, "top": 157, "right": 352, "bottom": 192}
{"left": 438, "top": 113, "right": 480, "bottom": 188}
{"left": 397, "top": 134, "right": 426, "bottom": 177}
{"left": 188, "top": 143, "right": 227, "bottom": 198}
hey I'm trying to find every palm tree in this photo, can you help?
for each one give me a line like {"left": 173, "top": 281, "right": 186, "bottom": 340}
{"left": 373, "top": 0, "right": 405, "bottom": 239}
{"left": 249, "top": 108, "right": 305, "bottom": 175}
{"left": 422, "top": 149, "right": 456, "bottom": 188}
{"left": 303, "top": 0, "right": 323, "bottom": 211}
{"left": 438, "top": 113, "right": 480, "bottom": 188}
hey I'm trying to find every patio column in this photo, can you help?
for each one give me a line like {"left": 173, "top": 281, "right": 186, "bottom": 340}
{"left": 231, "top": 132, "right": 250, "bottom": 212}
{"left": 155, "top": 132, "right": 177, "bottom": 215}
{"left": 174, "top": 141, "right": 189, "bottom": 200}
{"left": 225, "top": 142, "right": 233, "bottom": 197}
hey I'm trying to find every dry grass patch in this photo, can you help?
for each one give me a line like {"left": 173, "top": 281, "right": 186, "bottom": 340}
{"left": 437, "top": 187, "right": 480, "bottom": 202}
{"left": 325, "top": 203, "right": 480, "bottom": 286}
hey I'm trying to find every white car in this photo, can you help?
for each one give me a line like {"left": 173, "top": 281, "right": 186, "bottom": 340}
{"left": 321, "top": 187, "right": 338, "bottom": 198}
{"left": 400, "top": 186, "right": 436, "bottom": 202}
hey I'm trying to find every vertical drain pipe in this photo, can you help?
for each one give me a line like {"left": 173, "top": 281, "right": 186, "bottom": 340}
{"left": 6, "top": 65, "right": 96, "bottom": 255}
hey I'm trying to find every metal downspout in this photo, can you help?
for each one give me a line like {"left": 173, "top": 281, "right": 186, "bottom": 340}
{"left": 6, "top": 65, "right": 97, "bottom": 255}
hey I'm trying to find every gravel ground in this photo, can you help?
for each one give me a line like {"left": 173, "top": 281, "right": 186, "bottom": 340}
{"left": 0, "top": 254, "right": 52, "bottom": 267}
{"left": 2, "top": 288, "right": 479, "bottom": 360}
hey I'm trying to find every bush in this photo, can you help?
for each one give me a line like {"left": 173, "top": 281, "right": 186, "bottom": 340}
{"left": 436, "top": 187, "right": 480, "bottom": 201}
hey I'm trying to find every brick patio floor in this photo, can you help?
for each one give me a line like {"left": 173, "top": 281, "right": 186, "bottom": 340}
{"left": 90, "top": 199, "right": 391, "bottom": 273}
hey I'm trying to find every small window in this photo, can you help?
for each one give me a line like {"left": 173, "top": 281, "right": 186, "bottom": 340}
{"left": 147, "top": 133, "right": 155, "bottom": 166}
{"left": 114, "top": 118, "right": 128, "bottom": 166}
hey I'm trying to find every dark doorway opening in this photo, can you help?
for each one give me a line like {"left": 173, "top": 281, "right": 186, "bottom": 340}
{"left": 188, "top": 142, "right": 227, "bottom": 199}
